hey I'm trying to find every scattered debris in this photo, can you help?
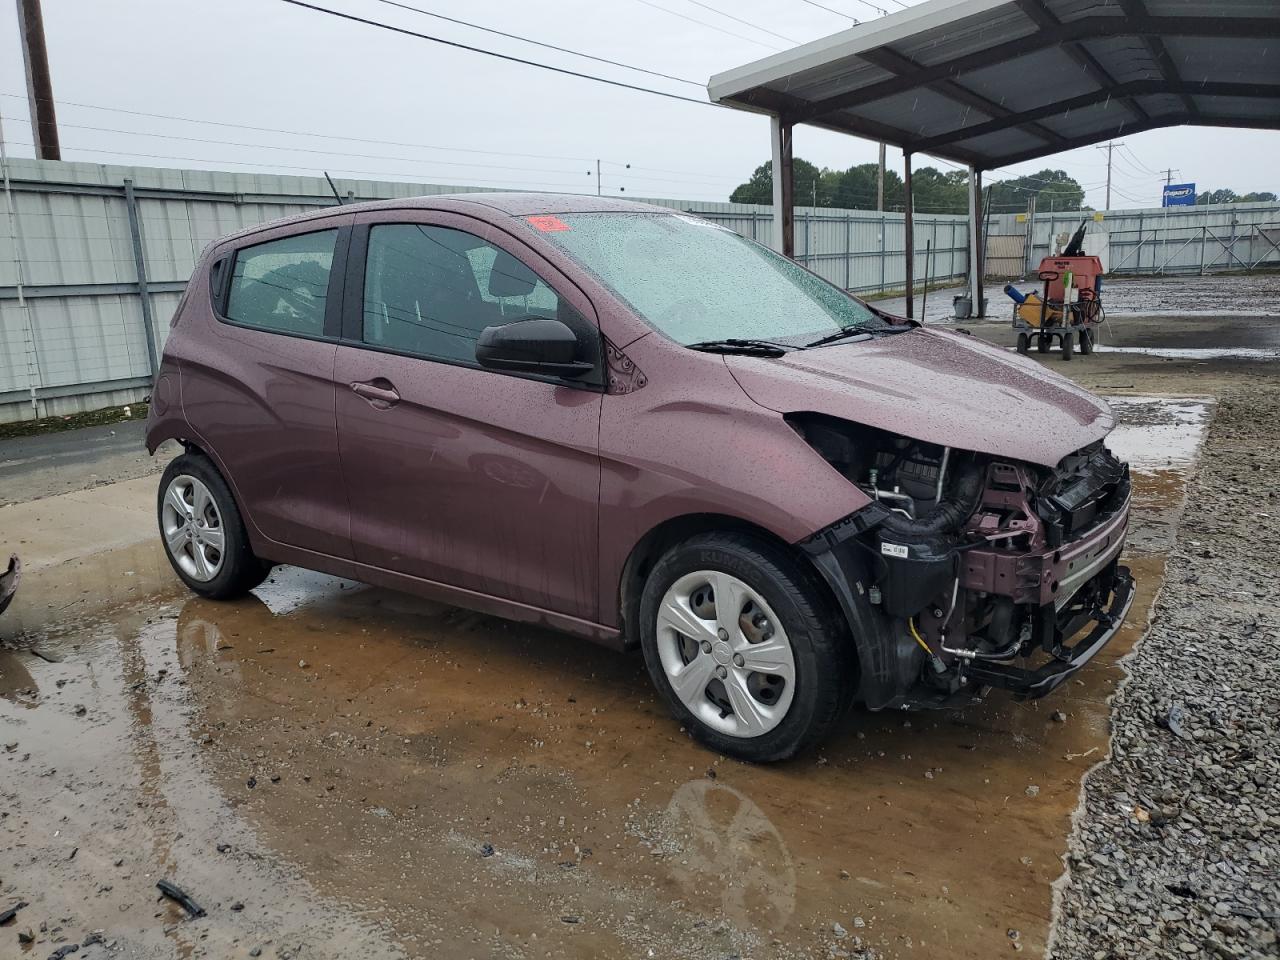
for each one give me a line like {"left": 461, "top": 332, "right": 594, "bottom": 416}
{"left": 47, "top": 945, "right": 79, "bottom": 959}
{"left": 156, "top": 879, "right": 206, "bottom": 918}
{"left": 0, "top": 900, "right": 26, "bottom": 925}
{"left": 0, "top": 554, "right": 20, "bottom": 618}
{"left": 1158, "top": 703, "right": 1192, "bottom": 740}
{"left": 479, "top": 843, "right": 495, "bottom": 858}
{"left": 1025, "top": 785, "right": 1040, "bottom": 798}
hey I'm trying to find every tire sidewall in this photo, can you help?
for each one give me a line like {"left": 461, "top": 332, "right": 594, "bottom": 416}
{"left": 157, "top": 453, "right": 259, "bottom": 599}
{"left": 639, "top": 536, "right": 842, "bottom": 761}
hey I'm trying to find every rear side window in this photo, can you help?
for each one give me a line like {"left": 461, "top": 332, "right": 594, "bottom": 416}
{"left": 225, "top": 229, "right": 338, "bottom": 337}
{"left": 361, "top": 224, "right": 574, "bottom": 365}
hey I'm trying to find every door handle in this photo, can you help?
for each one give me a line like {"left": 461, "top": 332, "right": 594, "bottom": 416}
{"left": 350, "top": 379, "right": 400, "bottom": 407}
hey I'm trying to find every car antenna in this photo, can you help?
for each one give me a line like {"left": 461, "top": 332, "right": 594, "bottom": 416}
{"left": 324, "top": 172, "right": 345, "bottom": 205}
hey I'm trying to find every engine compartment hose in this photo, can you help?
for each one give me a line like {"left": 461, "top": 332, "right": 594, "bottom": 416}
{"left": 879, "top": 459, "right": 985, "bottom": 541}
{"left": 909, "top": 618, "right": 948, "bottom": 674}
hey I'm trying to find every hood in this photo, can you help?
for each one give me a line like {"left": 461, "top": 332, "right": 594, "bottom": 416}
{"left": 726, "top": 328, "right": 1113, "bottom": 468}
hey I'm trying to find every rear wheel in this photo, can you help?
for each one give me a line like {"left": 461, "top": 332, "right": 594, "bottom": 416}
{"left": 1079, "top": 327, "right": 1093, "bottom": 355}
{"left": 639, "top": 532, "right": 850, "bottom": 762}
{"left": 158, "top": 453, "right": 270, "bottom": 600}
{"left": 1062, "top": 331, "right": 1074, "bottom": 360}
{"left": 1016, "top": 332, "right": 1029, "bottom": 355}
{"left": 1037, "top": 333, "right": 1050, "bottom": 353}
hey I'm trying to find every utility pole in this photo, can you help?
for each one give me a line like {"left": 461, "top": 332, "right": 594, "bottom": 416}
{"left": 1158, "top": 168, "right": 1179, "bottom": 207}
{"left": 876, "top": 142, "right": 885, "bottom": 211}
{"left": 588, "top": 159, "right": 629, "bottom": 195}
{"left": 1096, "top": 140, "right": 1124, "bottom": 212}
{"left": 16, "top": 0, "right": 61, "bottom": 160}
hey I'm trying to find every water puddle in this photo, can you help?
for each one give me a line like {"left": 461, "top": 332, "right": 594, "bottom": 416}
{"left": 1103, "top": 396, "right": 1214, "bottom": 471}
{"left": 1094, "top": 345, "right": 1280, "bottom": 360}
{"left": 0, "top": 398, "right": 1213, "bottom": 960}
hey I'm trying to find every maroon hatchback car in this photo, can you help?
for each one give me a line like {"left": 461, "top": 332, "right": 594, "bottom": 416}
{"left": 146, "top": 193, "right": 1133, "bottom": 761}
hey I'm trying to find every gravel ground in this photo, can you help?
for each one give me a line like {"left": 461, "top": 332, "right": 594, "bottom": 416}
{"left": 1051, "top": 386, "right": 1280, "bottom": 960}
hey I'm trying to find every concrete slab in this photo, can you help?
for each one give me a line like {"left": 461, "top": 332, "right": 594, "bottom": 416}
{"left": 0, "top": 474, "right": 155, "bottom": 571}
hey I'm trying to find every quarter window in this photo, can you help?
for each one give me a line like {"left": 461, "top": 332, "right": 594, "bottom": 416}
{"left": 362, "top": 224, "right": 573, "bottom": 364}
{"left": 225, "top": 229, "right": 337, "bottom": 337}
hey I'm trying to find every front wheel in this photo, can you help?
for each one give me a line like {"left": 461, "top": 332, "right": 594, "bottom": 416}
{"left": 639, "top": 532, "right": 851, "bottom": 762}
{"left": 1079, "top": 327, "right": 1093, "bottom": 355}
{"left": 158, "top": 452, "right": 271, "bottom": 600}
{"left": 1062, "top": 331, "right": 1074, "bottom": 361}
{"left": 1016, "top": 332, "right": 1029, "bottom": 355}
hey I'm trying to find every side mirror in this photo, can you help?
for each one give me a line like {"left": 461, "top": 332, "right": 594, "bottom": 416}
{"left": 475, "top": 318, "right": 594, "bottom": 378}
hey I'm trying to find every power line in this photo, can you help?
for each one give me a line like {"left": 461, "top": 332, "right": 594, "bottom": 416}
{"left": 274, "top": 0, "right": 719, "bottom": 106}
{"left": 0, "top": 91, "right": 588, "bottom": 164}
{"left": 678, "top": 0, "right": 801, "bottom": 44}
{"left": 796, "top": 0, "right": 860, "bottom": 21}
{"left": 0, "top": 92, "right": 747, "bottom": 185}
{"left": 1118, "top": 143, "right": 1159, "bottom": 176}
{"left": 0, "top": 115, "right": 595, "bottom": 176}
{"left": 364, "top": 0, "right": 702, "bottom": 86}
{"left": 2, "top": 139, "right": 600, "bottom": 189}
{"left": 628, "top": 0, "right": 786, "bottom": 50}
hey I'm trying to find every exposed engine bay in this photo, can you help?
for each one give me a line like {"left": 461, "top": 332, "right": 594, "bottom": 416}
{"left": 791, "top": 413, "right": 1134, "bottom": 708}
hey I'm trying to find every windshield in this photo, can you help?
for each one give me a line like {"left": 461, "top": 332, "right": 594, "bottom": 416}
{"left": 527, "top": 212, "right": 887, "bottom": 346}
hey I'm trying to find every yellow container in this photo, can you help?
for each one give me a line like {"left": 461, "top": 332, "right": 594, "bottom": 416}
{"left": 1016, "top": 293, "right": 1060, "bottom": 328}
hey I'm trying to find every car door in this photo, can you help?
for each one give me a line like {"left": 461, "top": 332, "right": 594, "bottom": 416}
{"left": 181, "top": 216, "right": 354, "bottom": 559}
{"left": 333, "top": 210, "right": 603, "bottom": 621}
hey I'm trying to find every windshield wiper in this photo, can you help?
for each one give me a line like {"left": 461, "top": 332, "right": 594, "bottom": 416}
{"left": 686, "top": 338, "right": 791, "bottom": 357}
{"left": 804, "top": 323, "right": 911, "bottom": 348}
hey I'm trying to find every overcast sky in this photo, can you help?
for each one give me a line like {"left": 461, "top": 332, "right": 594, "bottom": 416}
{"left": 1, "top": 0, "right": 1274, "bottom": 211}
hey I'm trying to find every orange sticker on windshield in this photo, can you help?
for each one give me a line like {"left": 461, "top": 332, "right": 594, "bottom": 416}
{"left": 526, "top": 215, "right": 569, "bottom": 232}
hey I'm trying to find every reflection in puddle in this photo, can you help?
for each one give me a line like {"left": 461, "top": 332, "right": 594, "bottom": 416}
{"left": 647, "top": 779, "right": 796, "bottom": 933}
{"left": 1104, "top": 395, "right": 1213, "bottom": 470}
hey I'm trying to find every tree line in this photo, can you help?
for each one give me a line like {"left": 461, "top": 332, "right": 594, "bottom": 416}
{"left": 1194, "top": 188, "right": 1277, "bottom": 205}
{"left": 729, "top": 159, "right": 1087, "bottom": 215}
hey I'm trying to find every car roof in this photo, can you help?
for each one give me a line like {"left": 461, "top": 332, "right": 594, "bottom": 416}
{"left": 220, "top": 192, "right": 678, "bottom": 243}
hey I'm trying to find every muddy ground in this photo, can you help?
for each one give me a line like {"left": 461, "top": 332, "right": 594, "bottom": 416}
{"left": 1, "top": 273, "right": 1278, "bottom": 959}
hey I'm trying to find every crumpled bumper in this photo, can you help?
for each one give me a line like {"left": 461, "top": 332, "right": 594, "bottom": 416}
{"left": 961, "top": 564, "right": 1135, "bottom": 699}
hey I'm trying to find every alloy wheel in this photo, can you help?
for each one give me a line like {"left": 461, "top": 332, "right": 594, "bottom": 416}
{"left": 161, "top": 474, "right": 225, "bottom": 582}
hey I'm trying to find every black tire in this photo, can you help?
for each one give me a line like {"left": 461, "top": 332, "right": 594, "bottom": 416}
{"left": 1079, "top": 327, "right": 1093, "bottom": 355}
{"left": 157, "top": 452, "right": 271, "bottom": 600}
{"left": 1016, "top": 332, "right": 1029, "bottom": 355}
{"left": 638, "top": 531, "right": 851, "bottom": 762}
{"left": 1062, "top": 331, "right": 1074, "bottom": 361}
{"left": 1036, "top": 333, "right": 1050, "bottom": 353}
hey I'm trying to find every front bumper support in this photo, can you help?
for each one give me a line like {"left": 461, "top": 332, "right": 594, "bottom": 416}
{"left": 962, "top": 565, "right": 1135, "bottom": 699}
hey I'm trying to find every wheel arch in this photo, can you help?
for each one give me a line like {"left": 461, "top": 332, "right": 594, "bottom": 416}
{"left": 616, "top": 512, "right": 850, "bottom": 660}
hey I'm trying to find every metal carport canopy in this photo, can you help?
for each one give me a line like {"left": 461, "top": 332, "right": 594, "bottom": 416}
{"left": 706, "top": 0, "right": 1280, "bottom": 316}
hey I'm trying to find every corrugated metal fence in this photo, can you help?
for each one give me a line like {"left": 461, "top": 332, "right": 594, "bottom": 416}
{"left": 0, "top": 157, "right": 970, "bottom": 423}
{"left": 986, "top": 202, "right": 1280, "bottom": 278}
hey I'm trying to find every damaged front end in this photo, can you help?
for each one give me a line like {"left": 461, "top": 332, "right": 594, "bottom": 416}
{"left": 791, "top": 414, "right": 1134, "bottom": 709}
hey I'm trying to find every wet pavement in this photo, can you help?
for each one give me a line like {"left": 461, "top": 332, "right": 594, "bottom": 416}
{"left": 0, "top": 399, "right": 1208, "bottom": 959}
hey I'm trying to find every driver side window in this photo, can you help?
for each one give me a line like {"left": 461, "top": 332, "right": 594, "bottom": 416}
{"left": 362, "top": 224, "right": 573, "bottom": 365}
